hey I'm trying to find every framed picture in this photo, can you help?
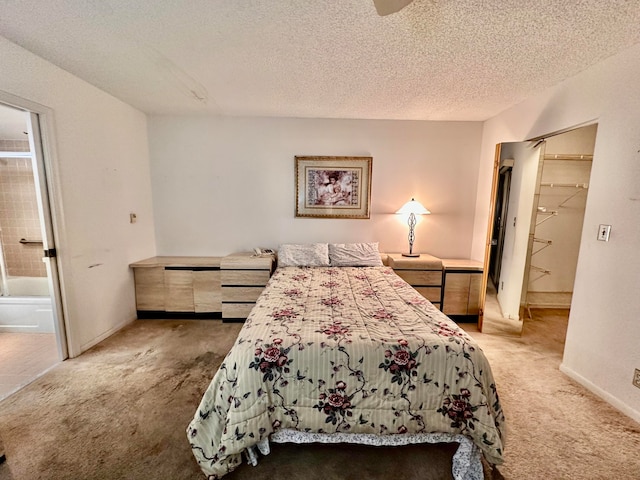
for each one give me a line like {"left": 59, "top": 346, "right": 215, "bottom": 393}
{"left": 295, "top": 156, "right": 372, "bottom": 219}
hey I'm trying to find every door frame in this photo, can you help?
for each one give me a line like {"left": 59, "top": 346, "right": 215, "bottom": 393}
{"left": 478, "top": 144, "right": 501, "bottom": 331}
{"left": 479, "top": 122, "right": 598, "bottom": 331}
{"left": 0, "top": 90, "right": 70, "bottom": 359}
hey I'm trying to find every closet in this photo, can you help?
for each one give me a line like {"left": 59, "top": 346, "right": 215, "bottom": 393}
{"left": 522, "top": 124, "right": 596, "bottom": 314}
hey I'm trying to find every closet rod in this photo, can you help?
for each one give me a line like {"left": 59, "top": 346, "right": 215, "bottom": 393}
{"left": 543, "top": 154, "right": 593, "bottom": 161}
{"left": 540, "top": 182, "right": 588, "bottom": 188}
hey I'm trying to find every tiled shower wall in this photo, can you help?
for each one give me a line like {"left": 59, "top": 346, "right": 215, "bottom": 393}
{"left": 0, "top": 139, "right": 46, "bottom": 278}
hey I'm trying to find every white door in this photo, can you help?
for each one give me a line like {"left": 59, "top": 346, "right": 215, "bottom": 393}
{"left": 26, "top": 112, "right": 68, "bottom": 359}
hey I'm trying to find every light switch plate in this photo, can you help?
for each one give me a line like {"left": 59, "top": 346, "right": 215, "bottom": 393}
{"left": 597, "top": 224, "right": 611, "bottom": 241}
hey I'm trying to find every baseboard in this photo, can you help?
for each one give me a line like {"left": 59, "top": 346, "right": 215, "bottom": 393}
{"left": 527, "top": 303, "right": 571, "bottom": 309}
{"left": 77, "top": 316, "right": 136, "bottom": 357}
{"left": 136, "top": 310, "right": 222, "bottom": 320}
{"left": 560, "top": 363, "right": 640, "bottom": 424}
{"left": 222, "top": 318, "right": 246, "bottom": 323}
{"left": 526, "top": 292, "right": 572, "bottom": 309}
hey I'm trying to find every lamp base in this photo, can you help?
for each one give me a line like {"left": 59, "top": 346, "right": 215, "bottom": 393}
{"left": 401, "top": 253, "right": 420, "bottom": 257}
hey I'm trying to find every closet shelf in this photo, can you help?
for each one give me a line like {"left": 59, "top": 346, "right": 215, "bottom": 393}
{"left": 536, "top": 210, "right": 558, "bottom": 226}
{"left": 532, "top": 237, "right": 552, "bottom": 256}
{"left": 540, "top": 183, "right": 588, "bottom": 208}
{"left": 529, "top": 265, "right": 552, "bottom": 284}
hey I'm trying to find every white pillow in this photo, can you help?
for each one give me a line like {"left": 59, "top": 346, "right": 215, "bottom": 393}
{"left": 329, "top": 242, "right": 383, "bottom": 267}
{"left": 277, "top": 243, "right": 330, "bottom": 267}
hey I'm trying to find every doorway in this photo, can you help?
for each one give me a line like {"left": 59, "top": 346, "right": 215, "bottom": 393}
{"left": 488, "top": 160, "right": 513, "bottom": 289}
{"left": 482, "top": 124, "right": 597, "bottom": 337}
{"left": 0, "top": 101, "right": 66, "bottom": 401}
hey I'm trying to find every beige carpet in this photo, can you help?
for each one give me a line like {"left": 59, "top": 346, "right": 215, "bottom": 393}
{"left": 0, "top": 311, "right": 639, "bottom": 479}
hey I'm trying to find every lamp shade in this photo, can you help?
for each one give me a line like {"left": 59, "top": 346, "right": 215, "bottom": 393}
{"left": 396, "top": 198, "right": 431, "bottom": 215}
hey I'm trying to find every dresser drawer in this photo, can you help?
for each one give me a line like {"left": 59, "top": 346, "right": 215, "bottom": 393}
{"left": 395, "top": 270, "right": 442, "bottom": 286}
{"left": 222, "top": 303, "right": 255, "bottom": 319}
{"left": 412, "top": 286, "right": 442, "bottom": 303}
{"left": 221, "top": 270, "right": 271, "bottom": 286}
{"left": 221, "top": 252, "right": 275, "bottom": 321}
{"left": 221, "top": 286, "right": 264, "bottom": 302}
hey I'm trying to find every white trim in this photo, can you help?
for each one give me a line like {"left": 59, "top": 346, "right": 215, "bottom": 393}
{"left": 560, "top": 363, "right": 640, "bottom": 424}
{"left": 79, "top": 317, "right": 136, "bottom": 353}
{"left": 0, "top": 151, "right": 31, "bottom": 158}
{"left": 0, "top": 89, "right": 75, "bottom": 357}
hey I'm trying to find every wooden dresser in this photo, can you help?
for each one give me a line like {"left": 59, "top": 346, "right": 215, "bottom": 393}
{"left": 130, "top": 252, "right": 480, "bottom": 324}
{"left": 387, "top": 253, "right": 444, "bottom": 309}
{"left": 385, "top": 253, "right": 484, "bottom": 323}
{"left": 221, "top": 252, "right": 275, "bottom": 322}
{"left": 441, "top": 258, "right": 483, "bottom": 321}
{"left": 129, "top": 256, "right": 222, "bottom": 319}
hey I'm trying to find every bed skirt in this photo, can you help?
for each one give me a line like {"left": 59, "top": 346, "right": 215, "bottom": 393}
{"left": 244, "top": 429, "right": 483, "bottom": 480}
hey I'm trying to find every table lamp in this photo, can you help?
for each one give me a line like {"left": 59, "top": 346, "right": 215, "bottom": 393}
{"left": 396, "top": 198, "right": 431, "bottom": 257}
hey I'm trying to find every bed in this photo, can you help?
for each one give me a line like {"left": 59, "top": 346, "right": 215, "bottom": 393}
{"left": 188, "top": 243, "right": 505, "bottom": 479}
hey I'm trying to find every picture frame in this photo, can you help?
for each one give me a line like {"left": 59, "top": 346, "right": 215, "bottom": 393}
{"left": 295, "top": 156, "right": 372, "bottom": 219}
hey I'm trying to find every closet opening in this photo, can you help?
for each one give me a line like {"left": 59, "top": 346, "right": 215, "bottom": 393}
{"left": 481, "top": 123, "right": 597, "bottom": 340}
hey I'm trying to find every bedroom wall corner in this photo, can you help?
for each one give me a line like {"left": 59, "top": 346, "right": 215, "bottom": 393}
{"left": 0, "top": 35, "right": 157, "bottom": 357}
{"left": 476, "top": 42, "right": 640, "bottom": 420}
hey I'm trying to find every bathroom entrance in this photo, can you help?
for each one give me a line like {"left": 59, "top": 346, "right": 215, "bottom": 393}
{"left": 0, "top": 101, "right": 66, "bottom": 401}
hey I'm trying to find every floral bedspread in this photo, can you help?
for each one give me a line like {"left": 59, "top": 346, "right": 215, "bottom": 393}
{"left": 188, "top": 266, "right": 505, "bottom": 479}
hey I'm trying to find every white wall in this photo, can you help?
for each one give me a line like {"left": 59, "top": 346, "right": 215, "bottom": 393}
{"left": 148, "top": 116, "right": 483, "bottom": 258}
{"left": 473, "top": 43, "right": 640, "bottom": 422}
{"left": 0, "top": 36, "right": 156, "bottom": 356}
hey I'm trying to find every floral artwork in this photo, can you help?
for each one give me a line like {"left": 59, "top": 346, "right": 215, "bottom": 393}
{"left": 187, "top": 266, "right": 505, "bottom": 479}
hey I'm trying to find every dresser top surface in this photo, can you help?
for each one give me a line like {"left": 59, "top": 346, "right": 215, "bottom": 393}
{"left": 220, "top": 252, "right": 275, "bottom": 270}
{"left": 386, "top": 253, "right": 443, "bottom": 270}
{"left": 130, "top": 256, "right": 222, "bottom": 268}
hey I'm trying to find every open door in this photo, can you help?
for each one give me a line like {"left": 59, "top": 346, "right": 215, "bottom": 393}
{"left": 480, "top": 141, "right": 544, "bottom": 332}
{"left": 0, "top": 100, "right": 67, "bottom": 401}
{"left": 27, "top": 112, "right": 68, "bottom": 359}
{"left": 478, "top": 145, "right": 501, "bottom": 330}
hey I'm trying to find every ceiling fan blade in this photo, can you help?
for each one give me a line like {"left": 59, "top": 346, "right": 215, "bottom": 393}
{"left": 372, "top": 0, "right": 414, "bottom": 16}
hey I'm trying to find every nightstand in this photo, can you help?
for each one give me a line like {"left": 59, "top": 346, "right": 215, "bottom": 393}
{"left": 221, "top": 252, "right": 275, "bottom": 322}
{"left": 442, "top": 258, "right": 483, "bottom": 322}
{"left": 387, "top": 253, "right": 443, "bottom": 309}
{"left": 129, "top": 256, "right": 222, "bottom": 319}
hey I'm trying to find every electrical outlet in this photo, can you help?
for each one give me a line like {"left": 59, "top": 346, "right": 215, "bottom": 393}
{"left": 633, "top": 369, "right": 640, "bottom": 389}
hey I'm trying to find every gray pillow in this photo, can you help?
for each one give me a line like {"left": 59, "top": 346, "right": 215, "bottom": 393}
{"left": 329, "top": 242, "right": 383, "bottom": 267}
{"left": 277, "top": 243, "right": 330, "bottom": 267}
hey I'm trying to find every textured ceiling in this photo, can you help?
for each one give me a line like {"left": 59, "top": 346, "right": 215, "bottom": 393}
{"left": 1, "top": 0, "right": 640, "bottom": 122}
